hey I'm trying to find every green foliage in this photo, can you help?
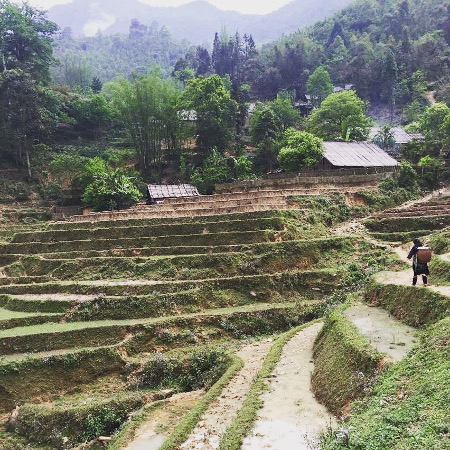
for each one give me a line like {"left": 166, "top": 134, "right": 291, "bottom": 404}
{"left": 105, "top": 72, "right": 184, "bottom": 177}
{"left": 396, "top": 161, "right": 419, "bottom": 192}
{"left": 52, "top": 21, "right": 189, "bottom": 84}
{"left": 306, "top": 91, "right": 372, "bottom": 141}
{"left": 321, "top": 317, "right": 450, "bottom": 449}
{"left": 234, "top": 156, "right": 254, "bottom": 180}
{"left": 249, "top": 96, "right": 300, "bottom": 146}
{"left": 130, "top": 348, "right": 228, "bottom": 392}
{"left": 183, "top": 75, "right": 237, "bottom": 154}
{"left": 277, "top": 128, "right": 323, "bottom": 171}
{"left": 0, "top": 1, "right": 57, "bottom": 83}
{"left": 312, "top": 307, "right": 383, "bottom": 416}
{"left": 372, "top": 125, "right": 395, "bottom": 151}
{"left": 417, "top": 102, "right": 450, "bottom": 145}
{"left": 307, "top": 66, "right": 334, "bottom": 106}
{"left": 68, "top": 93, "right": 111, "bottom": 128}
{"left": 418, "top": 155, "right": 442, "bottom": 167}
{"left": 190, "top": 149, "right": 231, "bottom": 194}
{"left": 82, "top": 168, "right": 141, "bottom": 211}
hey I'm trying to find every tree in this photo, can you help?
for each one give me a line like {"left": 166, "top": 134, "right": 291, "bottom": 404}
{"left": 69, "top": 94, "right": 111, "bottom": 129}
{"left": 372, "top": 125, "right": 395, "bottom": 151}
{"left": 306, "top": 67, "right": 333, "bottom": 106}
{"left": 91, "top": 77, "right": 103, "bottom": 93}
{"left": 105, "top": 72, "right": 184, "bottom": 177}
{"left": 417, "top": 102, "right": 450, "bottom": 144}
{"left": 277, "top": 128, "right": 323, "bottom": 171}
{"left": 249, "top": 95, "right": 300, "bottom": 146}
{"left": 183, "top": 75, "right": 237, "bottom": 155}
{"left": 306, "top": 90, "right": 372, "bottom": 141}
{"left": 0, "top": 1, "right": 57, "bottom": 83}
{"left": 0, "top": 69, "right": 44, "bottom": 175}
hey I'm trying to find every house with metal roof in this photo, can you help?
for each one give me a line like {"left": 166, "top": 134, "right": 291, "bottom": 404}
{"left": 320, "top": 142, "right": 399, "bottom": 170}
{"left": 146, "top": 184, "right": 200, "bottom": 204}
{"left": 369, "top": 126, "right": 424, "bottom": 154}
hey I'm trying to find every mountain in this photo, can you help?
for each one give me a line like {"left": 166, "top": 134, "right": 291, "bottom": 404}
{"left": 47, "top": 0, "right": 353, "bottom": 43}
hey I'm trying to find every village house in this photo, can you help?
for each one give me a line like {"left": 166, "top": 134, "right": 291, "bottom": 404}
{"left": 146, "top": 184, "right": 199, "bottom": 204}
{"left": 319, "top": 141, "right": 399, "bottom": 171}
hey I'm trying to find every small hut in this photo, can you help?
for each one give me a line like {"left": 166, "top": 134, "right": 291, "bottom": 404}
{"left": 146, "top": 184, "right": 200, "bottom": 204}
{"left": 320, "top": 142, "right": 399, "bottom": 170}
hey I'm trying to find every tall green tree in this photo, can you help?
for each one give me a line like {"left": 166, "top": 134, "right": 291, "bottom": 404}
{"left": 0, "top": 1, "right": 57, "bottom": 83}
{"left": 306, "top": 90, "right": 372, "bottom": 141}
{"left": 306, "top": 66, "right": 334, "bottom": 106}
{"left": 0, "top": 69, "right": 44, "bottom": 175}
{"left": 105, "top": 72, "right": 184, "bottom": 177}
{"left": 183, "top": 75, "right": 237, "bottom": 155}
{"left": 277, "top": 128, "right": 323, "bottom": 171}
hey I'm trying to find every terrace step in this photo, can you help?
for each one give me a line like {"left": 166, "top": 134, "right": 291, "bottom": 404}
{"left": 0, "top": 230, "right": 282, "bottom": 255}
{"left": 0, "top": 238, "right": 352, "bottom": 282}
{"left": 0, "top": 308, "right": 61, "bottom": 330}
{"left": 66, "top": 203, "right": 298, "bottom": 223}
{"left": 49, "top": 210, "right": 284, "bottom": 231}
{"left": 0, "top": 302, "right": 303, "bottom": 355}
{"left": 10, "top": 217, "right": 285, "bottom": 244}
{"left": 0, "top": 269, "right": 341, "bottom": 297}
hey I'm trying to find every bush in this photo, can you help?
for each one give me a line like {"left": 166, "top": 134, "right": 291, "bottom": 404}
{"left": 277, "top": 128, "right": 323, "bottom": 171}
{"left": 234, "top": 156, "right": 254, "bottom": 180}
{"left": 190, "top": 149, "right": 231, "bottom": 194}
{"left": 82, "top": 168, "right": 141, "bottom": 211}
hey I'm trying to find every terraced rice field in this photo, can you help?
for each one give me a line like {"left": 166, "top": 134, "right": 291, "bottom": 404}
{"left": 0, "top": 187, "right": 447, "bottom": 449}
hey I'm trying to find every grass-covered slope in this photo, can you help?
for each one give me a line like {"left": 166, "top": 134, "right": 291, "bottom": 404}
{"left": 321, "top": 317, "right": 450, "bottom": 449}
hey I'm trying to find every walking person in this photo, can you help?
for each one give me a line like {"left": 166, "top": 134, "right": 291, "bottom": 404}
{"left": 407, "top": 238, "right": 430, "bottom": 286}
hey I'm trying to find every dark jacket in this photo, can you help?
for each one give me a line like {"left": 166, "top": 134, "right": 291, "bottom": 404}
{"left": 407, "top": 241, "right": 429, "bottom": 276}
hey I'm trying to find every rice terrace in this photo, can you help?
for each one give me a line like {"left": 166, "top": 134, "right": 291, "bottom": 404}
{"left": 0, "top": 0, "right": 450, "bottom": 448}
{"left": 0, "top": 174, "right": 448, "bottom": 449}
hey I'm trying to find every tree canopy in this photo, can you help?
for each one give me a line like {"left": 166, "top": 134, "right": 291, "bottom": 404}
{"left": 306, "top": 90, "right": 372, "bottom": 141}
{"left": 183, "top": 75, "right": 237, "bottom": 154}
{"left": 277, "top": 128, "right": 324, "bottom": 171}
{"left": 105, "top": 72, "right": 184, "bottom": 177}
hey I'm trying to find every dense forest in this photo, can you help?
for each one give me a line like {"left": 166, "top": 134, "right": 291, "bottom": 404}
{"left": 0, "top": 0, "right": 448, "bottom": 211}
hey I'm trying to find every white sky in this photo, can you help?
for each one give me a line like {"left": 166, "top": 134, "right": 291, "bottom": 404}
{"left": 21, "top": 0, "right": 294, "bottom": 15}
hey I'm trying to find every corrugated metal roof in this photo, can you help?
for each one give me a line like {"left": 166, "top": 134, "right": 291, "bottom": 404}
{"left": 323, "top": 142, "right": 399, "bottom": 167}
{"left": 147, "top": 184, "right": 199, "bottom": 199}
{"left": 369, "top": 127, "right": 424, "bottom": 144}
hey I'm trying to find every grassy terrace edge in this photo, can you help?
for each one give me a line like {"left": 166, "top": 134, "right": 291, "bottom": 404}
{"left": 311, "top": 305, "right": 384, "bottom": 416}
{"left": 365, "top": 279, "right": 449, "bottom": 326}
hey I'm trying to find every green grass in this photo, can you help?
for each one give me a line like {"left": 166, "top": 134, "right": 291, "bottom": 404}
{"left": 311, "top": 306, "right": 384, "bottom": 416}
{"left": 0, "top": 303, "right": 296, "bottom": 339}
{"left": 0, "top": 308, "right": 58, "bottom": 320}
{"left": 365, "top": 280, "right": 450, "bottom": 326}
{"left": 321, "top": 317, "right": 450, "bottom": 449}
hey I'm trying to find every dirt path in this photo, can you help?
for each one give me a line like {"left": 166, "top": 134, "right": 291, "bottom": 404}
{"left": 178, "top": 340, "right": 273, "bottom": 449}
{"left": 242, "top": 322, "right": 335, "bottom": 450}
{"left": 374, "top": 270, "right": 450, "bottom": 297}
{"left": 123, "top": 391, "right": 204, "bottom": 450}
{"left": 343, "top": 304, "right": 417, "bottom": 362}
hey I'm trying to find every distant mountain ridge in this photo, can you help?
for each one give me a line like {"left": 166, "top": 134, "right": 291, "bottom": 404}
{"left": 47, "top": 0, "right": 353, "bottom": 43}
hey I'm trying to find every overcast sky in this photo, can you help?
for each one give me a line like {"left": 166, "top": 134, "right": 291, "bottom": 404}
{"left": 21, "top": 0, "right": 294, "bottom": 15}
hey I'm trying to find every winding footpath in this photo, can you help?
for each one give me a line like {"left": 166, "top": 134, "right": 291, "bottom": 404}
{"left": 242, "top": 322, "right": 335, "bottom": 450}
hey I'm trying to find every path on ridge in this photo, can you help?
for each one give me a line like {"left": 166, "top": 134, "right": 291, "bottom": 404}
{"left": 242, "top": 322, "right": 335, "bottom": 450}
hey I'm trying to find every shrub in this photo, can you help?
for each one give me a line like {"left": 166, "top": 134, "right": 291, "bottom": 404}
{"left": 190, "top": 149, "right": 231, "bottom": 194}
{"left": 277, "top": 128, "right": 323, "bottom": 171}
{"left": 82, "top": 168, "right": 141, "bottom": 211}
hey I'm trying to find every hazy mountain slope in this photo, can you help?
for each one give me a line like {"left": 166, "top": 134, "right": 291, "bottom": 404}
{"left": 251, "top": 0, "right": 353, "bottom": 41}
{"left": 47, "top": 0, "right": 353, "bottom": 43}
